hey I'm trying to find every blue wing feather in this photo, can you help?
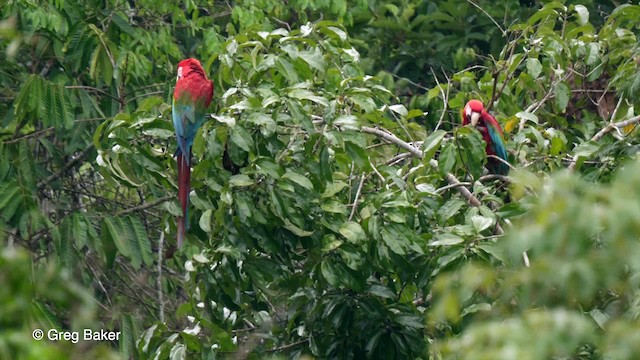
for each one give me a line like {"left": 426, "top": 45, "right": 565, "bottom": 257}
{"left": 172, "top": 101, "right": 197, "bottom": 162}
{"left": 486, "top": 124, "right": 509, "bottom": 175}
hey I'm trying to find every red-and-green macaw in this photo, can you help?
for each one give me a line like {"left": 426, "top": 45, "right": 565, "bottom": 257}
{"left": 172, "top": 58, "right": 213, "bottom": 247}
{"left": 461, "top": 100, "right": 509, "bottom": 175}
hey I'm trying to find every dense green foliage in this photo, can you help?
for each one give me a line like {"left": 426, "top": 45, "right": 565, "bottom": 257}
{"left": 2, "top": 0, "right": 640, "bottom": 359}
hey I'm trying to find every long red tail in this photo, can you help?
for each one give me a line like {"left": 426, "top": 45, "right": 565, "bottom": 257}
{"left": 177, "top": 152, "right": 191, "bottom": 247}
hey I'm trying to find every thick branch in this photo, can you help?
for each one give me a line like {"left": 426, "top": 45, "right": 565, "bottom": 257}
{"left": 361, "top": 127, "right": 423, "bottom": 158}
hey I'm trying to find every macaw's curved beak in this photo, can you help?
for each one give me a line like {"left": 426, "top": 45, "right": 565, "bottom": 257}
{"left": 470, "top": 112, "right": 481, "bottom": 127}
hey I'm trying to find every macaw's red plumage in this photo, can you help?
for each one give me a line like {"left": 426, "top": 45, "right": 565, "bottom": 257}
{"left": 461, "top": 100, "right": 509, "bottom": 175}
{"left": 172, "top": 58, "right": 213, "bottom": 247}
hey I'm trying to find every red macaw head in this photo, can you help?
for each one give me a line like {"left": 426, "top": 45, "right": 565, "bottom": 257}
{"left": 176, "top": 58, "right": 206, "bottom": 81}
{"left": 462, "top": 99, "right": 486, "bottom": 127}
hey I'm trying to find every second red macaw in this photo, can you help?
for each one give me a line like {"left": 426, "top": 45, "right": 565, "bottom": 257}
{"left": 172, "top": 58, "right": 213, "bottom": 247}
{"left": 461, "top": 100, "right": 509, "bottom": 175}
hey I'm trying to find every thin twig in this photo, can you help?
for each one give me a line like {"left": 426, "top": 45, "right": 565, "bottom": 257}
{"left": 112, "top": 195, "right": 173, "bottom": 217}
{"left": 157, "top": 229, "right": 165, "bottom": 323}
{"left": 37, "top": 144, "right": 95, "bottom": 189}
{"left": 4, "top": 127, "right": 54, "bottom": 144}
{"left": 349, "top": 173, "right": 366, "bottom": 221}
{"left": 265, "top": 338, "right": 309, "bottom": 353}
{"left": 467, "top": 0, "right": 506, "bottom": 36}
{"left": 66, "top": 85, "right": 120, "bottom": 101}
{"left": 431, "top": 68, "right": 450, "bottom": 131}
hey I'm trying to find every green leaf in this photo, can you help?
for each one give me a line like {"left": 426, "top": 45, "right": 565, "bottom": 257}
{"left": 283, "top": 219, "right": 314, "bottom": 237}
{"left": 471, "top": 215, "right": 493, "bottom": 233}
{"left": 276, "top": 58, "right": 299, "bottom": 83}
{"left": 229, "top": 174, "right": 254, "bottom": 187}
{"left": 438, "top": 198, "right": 465, "bottom": 222}
{"left": 299, "top": 46, "right": 326, "bottom": 72}
{"left": 200, "top": 209, "right": 212, "bottom": 233}
{"left": 526, "top": 58, "right": 542, "bottom": 79}
{"left": 388, "top": 104, "right": 408, "bottom": 117}
{"left": 282, "top": 171, "right": 314, "bottom": 190}
{"left": 554, "top": 82, "right": 570, "bottom": 112}
{"left": 339, "top": 222, "right": 366, "bottom": 243}
{"left": 381, "top": 227, "right": 407, "bottom": 255}
{"left": 322, "top": 180, "right": 348, "bottom": 198}
{"left": 455, "top": 127, "right": 486, "bottom": 179}
{"left": 126, "top": 216, "right": 153, "bottom": 268}
{"left": 438, "top": 142, "right": 456, "bottom": 174}
{"left": 461, "top": 303, "right": 491, "bottom": 317}
{"left": 321, "top": 260, "right": 339, "bottom": 286}
{"left": 366, "top": 284, "right": 395, "bottom": 299}
{"left": 230, "top": 126, "right": 254, "bottom": 152}
{"left": 247, "top": 112, "right": 276, "bottom": 136}
{"left": 406, "top": 109, "right": 424, "bottom": 120}
{"left": 169, "top": 343, "right": 186, "bottom": 360}
{"left": 574, "top": 5, "right": 589, "bottom": 25}
{"left": 515, "top": 111, "right": 539, "bottom": 125}
{"left": 430, "top": 233, "right": 465, "bottom": 246}
{"left": 103, "top": 217, "right": 131, "bottom": 258}
{"left": 119, "top": 314, "right": 135, "bottom": 359}
{"left": 288, "top": 88, "right": 328, "bottom": 106}
{"left": 333, "top": 115, "right": 359, "bottom": 130}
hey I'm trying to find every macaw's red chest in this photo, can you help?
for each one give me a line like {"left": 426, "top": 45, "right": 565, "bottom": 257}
{"left": 174, "top": 76, "right": 213, "bottom": 107}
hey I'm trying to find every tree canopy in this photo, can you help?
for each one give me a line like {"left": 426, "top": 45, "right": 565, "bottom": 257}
{"left": 2, "top": 0, "right": 640, "bottom": 359}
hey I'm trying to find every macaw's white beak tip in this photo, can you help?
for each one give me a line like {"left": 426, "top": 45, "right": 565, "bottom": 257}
{"left": 470, "top": 112, "right": 481, "bottom": 127}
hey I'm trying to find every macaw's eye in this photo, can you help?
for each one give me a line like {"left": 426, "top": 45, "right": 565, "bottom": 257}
{"left": 177, "top": 67, "right": 183, "bottom": 80}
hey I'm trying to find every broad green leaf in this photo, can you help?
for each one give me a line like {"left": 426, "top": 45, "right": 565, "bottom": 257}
{"left": 526, "top": 58, "right": 542, "bottom": 79}
{"left": 381, "top": 227, "right": 407, "bottom": 255}
{"left": 299, "top": 47, "right": 326, "bottom": 72}
{"left": 283, "top": 219, "right": 313, "bottom": 237}
{"left": 322, "top": 180, "right": 348, "bottom": 198}
{"left": 282, "top": 171, "right": 314, "bottom": 190}
{"left": 430, "top": 233, "right": 465, "bottom": 246}
{"left": 438, "top": 142, "right": 456, "bottom": 174}
{"left": 388, "top": 104, "right": 408, "bottom": 117}
{"left": 200, "top": 209, "right": 212, "bottom": 232}
{"left": 554, "top": 82, "right": 570, "bottom": 112}
{"left": 471, "top": 215, "right": 493, "bottom": 233}
{"left": 339, "top": 221, "right": 366, "bottom": 243}
{"left": 321, "top": 260, "right": 339, "bottom": 286}
{"left": 230, "top": 126, "right": 254, "bottom": 152}
{"left": 366, "top": 284, "right": 396, "bottom": 299}
{"left": 288, "top": 88, "right": 328, "bottom": 106}
{"left": 229, "top": 174, "right": 254, "bottom": 187}
{"left": 127, "top": 216, "right": 153, "bottom": 268}
{"left": 103, "top": 217, "right": 130, "bottom": 257}
{"left": 515, "top": 111, "right": 539, "bottom": 125}
{"left": 574, "top": 5, "right": 589, "bottom": 25}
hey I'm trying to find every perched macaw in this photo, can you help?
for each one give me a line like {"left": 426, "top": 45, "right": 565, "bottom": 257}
{"left": 172, "top": 58, "right": 213, "bottom": 247}
{"left": 461, "top": 100, "right": 509, "bottom": 175}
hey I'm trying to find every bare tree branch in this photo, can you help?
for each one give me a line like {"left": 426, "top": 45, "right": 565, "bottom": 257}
{"left": 112, "top": 195, "right": 173, "bottom": 217}
{"left": 37, "top": 144, "right": 95, "bottom": 189}
{"left": 361, "top": 127, "right": 423, "bottom": 158}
